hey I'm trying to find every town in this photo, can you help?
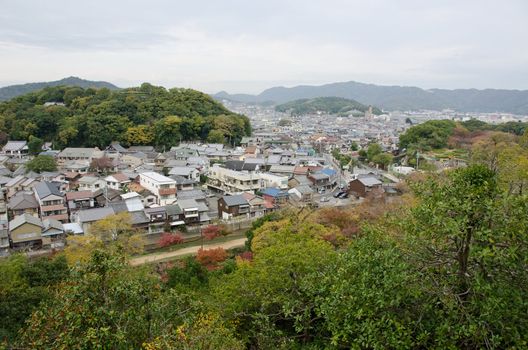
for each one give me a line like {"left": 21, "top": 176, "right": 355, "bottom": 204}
{"left": 2, "top": 99, "right": 527, "bottom": 258}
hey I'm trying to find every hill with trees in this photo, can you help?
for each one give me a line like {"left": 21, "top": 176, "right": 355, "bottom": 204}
{"left": 0, "top": 76, "right": 119, "bottom": 101}
{"left": 214, "top": 80, "right": 528, "bottom": 114}
{"left": 275, "top": 97, "right": 382, "bottom": 116}
{"left": 0, "top": 83, "right": 251, "bottom": 149}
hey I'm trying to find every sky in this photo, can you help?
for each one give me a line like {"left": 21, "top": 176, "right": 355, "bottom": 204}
{"left": 1, "top": 0, "right": 527, "bottom": 94}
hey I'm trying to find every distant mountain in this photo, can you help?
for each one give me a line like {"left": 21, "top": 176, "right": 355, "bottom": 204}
{"left": 214, "top": 81, "right": 528, "bottom": 114}
{"left": 275, "top": 97, "right": 382, "bottom": 116}
{"left": 0, "top": 76, "right": 120, "bottom": 101}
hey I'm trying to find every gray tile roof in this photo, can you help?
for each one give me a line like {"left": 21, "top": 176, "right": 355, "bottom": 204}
{"left": 34, "top": 181, "right": 62, "bottom": 199}
{"left": 222, "top": 195, "right": 249, "bottom": 207}
{"left": 77, "top": 207, "right": 115, "bottom": 223}
{"left": 9, "top": 213, "right": 43, "bottom": 231}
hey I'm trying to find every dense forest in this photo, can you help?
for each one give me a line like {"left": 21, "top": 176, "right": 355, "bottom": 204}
{"left": 0, "top": 84, "right": 251, "bottom": 149}
{"left": 275, "top": 97, "right": 382, "bottom": 116}
{"left": 2, "top": 128, "right": 528, "bottom": 349}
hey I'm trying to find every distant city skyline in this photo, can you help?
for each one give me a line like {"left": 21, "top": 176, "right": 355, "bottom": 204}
{"left": 1, "top": 0, "right": 527, "bottom": 94}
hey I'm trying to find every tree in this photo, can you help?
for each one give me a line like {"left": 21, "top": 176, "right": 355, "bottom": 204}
{"left": 366, "top": 142, "right": 382, "bottom": 161}
{"left": 27, "top": 135, "right": 44, "bottom": 155}
{"left": 404, "top": 164, "right": 528, "bottom": 348}
{"left": 350, "top": 141, "right": 358, "bottom": 151}
{"left": 372, "top": 152, "right": 393, "bottom": 169}
{"left": 159, "top": 232, "right": 184, "bottom": 247}
{"left": 207, "top": 129, "right": 225, "bottom": 144}
{"left": 202, "top": 225, "right": 221, "bottom": 240}
{"left": 124, "top": 124, "right": 154, "bottom": 146}
{"left": 196, "top": 248, "right": 227, "bottom": 271}
{"left": 90, "top": 156, "right": 114, "bottom": 174}
{"left": 25, "top": 155, "right": 57, "bottom": 173}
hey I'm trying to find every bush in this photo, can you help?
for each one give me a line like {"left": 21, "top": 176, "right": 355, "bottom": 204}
{"left": 158, "top": 232, "right": 184, "bottom": 248}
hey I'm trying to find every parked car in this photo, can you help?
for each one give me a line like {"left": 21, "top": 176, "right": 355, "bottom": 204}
{"left": 338, "top": 192, "right": 349, "bottom": 199}
{"left": 320, "top": 196, "right": 330, "bottom": 202}
{"left": 334, "top": 191, "right": 344, "bottom": 198}
{"left": 318, "top": 188, "right": 326, "bottom": 194}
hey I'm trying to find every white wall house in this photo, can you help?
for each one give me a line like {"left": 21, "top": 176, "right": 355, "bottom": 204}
{"left": 139, "top": 172, "right": 177, "bottom": 205}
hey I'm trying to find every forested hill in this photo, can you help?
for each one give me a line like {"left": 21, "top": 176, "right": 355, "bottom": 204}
{"left": 214, "top": 80, "right": 528, "bottom": 114}
{"left": 0, "top": 76, "right": 119, "bottom": 101}
{"left": 0, "top": 83, "right": 251, "bottom": 149}
{"left": 275, "top": 97, "right": 382, "bottom": 116}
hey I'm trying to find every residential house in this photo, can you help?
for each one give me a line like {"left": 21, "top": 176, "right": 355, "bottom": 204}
{"left": 78, "top": 176, "right": 106, "bottom": 192}
{"left": 57, "top": 147, "right": 103, "bottom": 166}
{"left": 259, "top": 172, "right": 289, "bottom": 190}
{"left": 218, "top": 195, "right": 250, "bottom": 220}
{"left": 139, "top": 172, "right": 177, "bottom": 205}
{"left": 75, "top": 207, "right": 115, "bottom": 234}
{"left": 307, "top": 172, "right": 332, "bottom": 192}
{"left": 348, "top": 176, "right": 383, "bottom": 197}
{"left": 105, "top": 173, "right": 131, "bottom": 191}
{"left": 41, "top": 218, "right": 64, "bottom": 247}
{"left": 65, "top": 190, "right": 97, "bottom": 216}
{"left": 178, "top": 198, "right": 210, "bottom": 225}
{"left": 242, "top": 192, "right": 266, "bottom": 217}
{"left": 9, "top": 213, "right": 43, "bottom": 249}
{"left": 144, "top": 206, "right": 167, "bottom": 235}
{"left": 7, "top": 192, "right": 39, "bottom": 217}
{"left": 34, "top": 181, "right": 69, "bottom": 222}
{"left": 288, "top": 185, "right": 314, "bottom": 203}
{"left": 2, "top": 141, "right": 28, "bottom": 158}
{"left": 168, "top": 166, "right": 200, "bottom": 181}
{"left": 261, "top": 187, "right": 289, "bottom": 206}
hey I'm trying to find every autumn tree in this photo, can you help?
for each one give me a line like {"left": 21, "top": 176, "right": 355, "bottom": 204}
{"left": 159, "top": 232, "right": 184, "bottom": 247}
{"left": 196, "top": 247, "right": 227, "bottom": 270}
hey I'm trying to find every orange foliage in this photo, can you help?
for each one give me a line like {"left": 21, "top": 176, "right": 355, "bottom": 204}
{"left": 196, "top": 247, "right": 227, "bottom": 270}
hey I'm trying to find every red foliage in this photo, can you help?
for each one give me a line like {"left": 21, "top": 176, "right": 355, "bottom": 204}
{"left": 202, "top": 225, "right": 221, "bottom": 240}
{"left": 238, "top": 251, "right": 253, "bottom": 261}
{"left": 196, "top": 247, "right": 227, "bottom": 270}
{"left": 158, "top": 232, "right": 184, "bottom": 248}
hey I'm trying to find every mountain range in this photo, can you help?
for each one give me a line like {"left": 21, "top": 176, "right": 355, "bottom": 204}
{"left": 214, "top": 81, "right": 528, "bottom": 114}
{"left": 0, "top": 77, "right": 119, "bottom": 101}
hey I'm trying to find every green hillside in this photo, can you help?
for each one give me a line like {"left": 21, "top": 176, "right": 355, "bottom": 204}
{"left": 0, "top": 83, "right": 251, "bottom": 149}
{"left": 275, "top": 96, "right": 382, "bottom": 116}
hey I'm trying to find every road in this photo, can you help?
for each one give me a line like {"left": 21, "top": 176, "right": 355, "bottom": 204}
{"left": 129, "top": 237, "right": 247, "bottom": 266}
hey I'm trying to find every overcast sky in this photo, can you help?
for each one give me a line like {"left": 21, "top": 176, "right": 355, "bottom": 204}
{"left": 1, "top": 0, "right": 527, "bottom": 93}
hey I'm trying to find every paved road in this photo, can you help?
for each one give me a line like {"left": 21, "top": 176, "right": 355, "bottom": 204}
{"left": 129, "top": 237, "right": 247, "bottom": 266}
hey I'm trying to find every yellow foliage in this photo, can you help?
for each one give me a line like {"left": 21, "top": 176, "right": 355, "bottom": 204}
{"left": 64, "top": 235, "right": 103, "bottom": 265}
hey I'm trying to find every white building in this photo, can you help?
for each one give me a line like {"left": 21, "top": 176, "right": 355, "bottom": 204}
{"left": 207, "top": 165, "right": 263, "bottom": 195}
{"left": 139, "top": 172, "right": 177, "bottom": 205}
{"left": 259, "top": 172, "right": 289, "bottom": 190}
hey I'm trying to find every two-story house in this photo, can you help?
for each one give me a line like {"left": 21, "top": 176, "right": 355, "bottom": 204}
{"left": 218, "top": 195, "right": 250, "bottom": 220}
{"left": 139, "top": 172, "right": 177, "bottom": 206}
{"left": 34, "top": 181, "right": 68, "bottom": 222}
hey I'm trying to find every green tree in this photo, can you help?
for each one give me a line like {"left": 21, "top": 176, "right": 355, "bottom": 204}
{"left": 350, "top": 141, "right": 358, "bottom": 151}
{"left": 207, "top": 129, "right": 225, "bottom": 144}
{"left": 366, "top": 142, "right": 382, "bottom": 161}
{"left": 27, "top": 135, "right": 44, "bottom": 155}
{"left": 25, "top": 155, "right": 57, "bottom": 173}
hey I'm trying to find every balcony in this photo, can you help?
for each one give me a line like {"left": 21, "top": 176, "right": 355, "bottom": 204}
{"left": 159, "top": 188, "right": 177, "bottom": 196}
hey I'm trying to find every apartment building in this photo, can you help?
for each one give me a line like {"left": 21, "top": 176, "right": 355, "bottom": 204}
{"left": 207, "top": 165, "right": 262, "bottom": 195}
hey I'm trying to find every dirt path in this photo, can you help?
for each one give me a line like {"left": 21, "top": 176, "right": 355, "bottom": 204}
{"left": 129, "top": 237, "right": 247, "bottom": 266}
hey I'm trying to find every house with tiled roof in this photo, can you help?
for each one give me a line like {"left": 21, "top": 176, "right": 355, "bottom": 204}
{"left": 9, "top": 213, "right": 43, "bottom": 250}
{"left": 34, "top": 181, "right": 68, "bottom": 222}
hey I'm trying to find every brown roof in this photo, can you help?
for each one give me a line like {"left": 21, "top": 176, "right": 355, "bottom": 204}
{"left": 245, "top": 146, "right": 257, "bottom": 154}
{"left": 66, "top": 191, "right": 94, "bottom": 200}
{"left": 111, "top": 173, "right": 130, "bottom": 182}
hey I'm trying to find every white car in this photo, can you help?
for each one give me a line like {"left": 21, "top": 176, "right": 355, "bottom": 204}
{"left": 320, "top": 196, "right": 329, "bottom": 202}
